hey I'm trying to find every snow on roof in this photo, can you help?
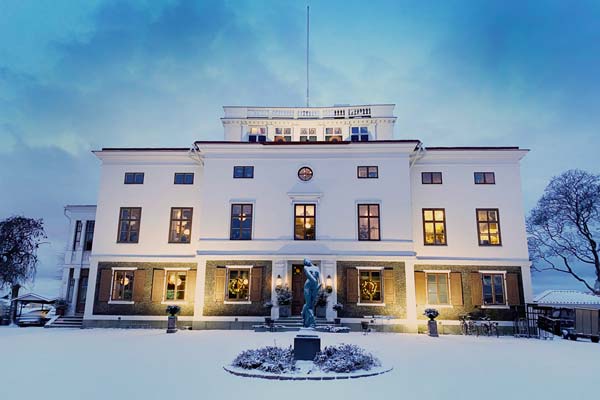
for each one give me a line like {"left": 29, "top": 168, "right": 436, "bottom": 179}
{"left": 533, "top": 290, "right": 600, "bottom": 306}
{"left": 10, "top": 293, "right": 56, "bottom": 303}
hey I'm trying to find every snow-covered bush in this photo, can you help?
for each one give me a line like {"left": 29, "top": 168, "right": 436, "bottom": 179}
{"left": 316, "top": 288, "right": 328, "bottom": 307}
{"left": 423, "top": 308, "right": 439, "bottom": 320}
{"left": 314, "top": 344, "right": 380, "bottom": 373}
{"left": 232, "top": 346, "right": 296, "bottom": 374}
{"left": 275, "top": 284, "right": 292, "bottom": 306}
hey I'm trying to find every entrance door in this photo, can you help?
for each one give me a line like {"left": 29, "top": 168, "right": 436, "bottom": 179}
{"left": 291, "top": 265, "right": 305, "bottom": 315}
{"left": 75, "top": 269, "right": 89, "bottom": 314}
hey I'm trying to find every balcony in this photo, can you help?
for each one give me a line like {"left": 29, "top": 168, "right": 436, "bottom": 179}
{"left": 224, "top": 104, "right": 394, "bottom": 120}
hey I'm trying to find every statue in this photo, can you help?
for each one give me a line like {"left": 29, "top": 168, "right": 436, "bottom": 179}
{"left": 301, "top": 258, "right": 322, "bottom": 328}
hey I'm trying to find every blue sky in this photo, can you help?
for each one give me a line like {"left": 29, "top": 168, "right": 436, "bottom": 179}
{"left": 1, "top": 0, "right": 599, "bottom": 297}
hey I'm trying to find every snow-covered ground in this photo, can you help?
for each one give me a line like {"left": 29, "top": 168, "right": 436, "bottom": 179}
{"left": 0, "top": 327, "right": 596, "bottom": 400}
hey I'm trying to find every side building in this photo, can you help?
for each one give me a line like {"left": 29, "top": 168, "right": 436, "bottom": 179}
{"left": 59, "top": 104, "right": 532, "bottom": 332}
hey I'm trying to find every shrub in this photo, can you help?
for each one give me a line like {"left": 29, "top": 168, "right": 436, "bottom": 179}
{"left": 275, "top": 284, "right": 292, "bottom": 306}
{"left": 316, "top": 288, "right": 328, "bottom": 307}
{"left": 232, "top": 346, "right": 296, "bottom": 374}
{"left": 165, "top": 305, "right": 181, "bottom": 316}
{"left": 332, "top": 303, "right": 343, "bottom": 312}
{"left": 314, "top": 344, "right": 380, "bottom": 373}
{"left": 423, "top": 308, "right": 439, "bottom": 320}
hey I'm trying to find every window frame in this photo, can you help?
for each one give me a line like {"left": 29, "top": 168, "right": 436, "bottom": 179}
{"left": 357, "top": 268, "right": 383, "bottom": 304}
{"left": 297, "top": 167, "right": 313, "bottom": 182}
{"left": 168, "top": 207, "right": 193, "bottom": 244}
{"left": 422, "top": 208, "right": 447, "bottom": 246}
{"left": 421, "top": 172, "right": 443, "bottom": 184}
{"left": 117, "top": 207, "right": 142, "bottom": 243}
{"left": 233, "top": 166, "right": 254, "bottom": 179}
{"left": 225, "top": 267, "right": 252, "bottom": 302}
{"left": 294, "top": 203, "right": 316, "bottom": 240}
{"left": 84, "top": 220, "right": 95, "bottom": 251}
{"left": 124, "top": 172, "right": 144, "bottom": 184}
{"left": 110, "top": 269, "right": 135, "bottom": 302}
{"left": 476, "top": 208, "right": 502, "bottom": 246}
{"left": 230, "top": 203, "right": 253, "bottom": 240}
{"left": 163, "top": 270, "right": 188, "bottom": 302}
{"left": 174, "top": 173, "right": 194, "bottom": 185}
{"left": 357, "top": 204, "right": 381, "bottom": 241}
{"left": 425, "top": 272, "right": 450, "bottom": 305}
{"left": 72, "top": 220, "right": 82, "bottom": 251}
{"left": 357, "top": 166, "right": 379, "bottom": 179}
{"left": 474, "top": 172, "right": 495, "bottom": 185}
{"left": 481, "top": 273, "right": 506, "bottom": 306}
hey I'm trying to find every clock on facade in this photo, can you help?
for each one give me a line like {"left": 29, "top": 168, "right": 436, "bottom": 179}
{"left": 298, "top": 167, "right": 313, "bottom": 181}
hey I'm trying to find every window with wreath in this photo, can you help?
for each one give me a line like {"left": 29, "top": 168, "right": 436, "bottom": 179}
{"left": 294, "top": 204, "right": 316, "bottom": 240}
{"left": 358, "top": 204, "right": 380, "bottom": 241}
{"left": 112, "top": 270, "right": 135, "bottom": 301}
{"left": 426, "top": 273, "right": 449, "bottom": 305}
{"left": 359, "top": 270, "right": 382, "bottom": 303}
{"left": 164, "top": 271, "right": 187, "bottom": 301}
{"left": 227, "top": 268, "right": 250, "bottom": 301}
{"left": 169, "top": 208, "right": 193, "bottom": 243}
{"left": 481, "top": 273, "right": 505, "bottom": 305}
{"left": 476, "top": 208, "right": 501, "bottom": 245}
{"left": 423, "top": 209, "right": 446, "bottom": 245}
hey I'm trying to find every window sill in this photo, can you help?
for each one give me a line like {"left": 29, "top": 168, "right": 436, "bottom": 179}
{"left": 161, "top": 301, "right": 186, "bottom": 305}
{"left": 108, "top": 301, "right": 134, "bottom": 305}
{"left": 224, "top": 301, "right": 251, "bottom": 305}
{"left": 481, "top": 305, "right": 509, "bottom": 309}
{"left": 424, "top": 304, "right": 453, "bottom": 309}
{"left": 357, "top": 302, "right": 386, "bottom": 307}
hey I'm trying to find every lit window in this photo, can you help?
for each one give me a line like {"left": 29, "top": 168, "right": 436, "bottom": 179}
{"left": 169, "top": 208, "right": 193, "bottom": 243}
{"left": 300, "top": 128, "right": 318, "bottom": 142}
{"left": 426, "top": 273, "right": 449, "bottom": 304}
{"left": 298, "top": 166, "right": 313, "bottom": 181}
{"left": 423, "top": 209, "right": 446, "bottom": 245}
{"left": 117, "top": 207, "right": 141, "bottom": 243}
{"left": 359, "top": 270, "right": 382, "bottom": 303}
{"left": 274, "top": 128, "right": 292, "bottom": 142}
{"left": 112, "top": 270, "right": 134, "bottom": 301}
{"left": 474, "top": 172, "right": 495, "bottom": 184}
{"left": 165, "top": 271, "right": 187, "bottom": 301}
{"left": 230, "top": 204, "right": 253, "bottom": 240}
{"left": 477, "top": 209, "right": 501, "bottom": 246}
{"left": 124, "top": 172, "right": 144, "bottom": 184}
{"left": 422, "top": 172, "right": 442, "bottom": 184}
{"left": 482, "top": 274, "right": 505, "bottom": 305}
{"left": 357, "top": 166, "right": 378, "bottom": 179}
{"left": 233, "top": 166, "right": 254, "bottom": 178}
{"left": 294, "top": 204, "right": 316, "bottom": 240}
{"left": 174, "top": 173, "right": 194, "bottom": 184}
{"left": 227, "top": 268, "right": 250, "bottom": 301}
{"left": 325, "top": 127, "right": 343, "bottom": 142}
{"left": 358, "top": 204, "right": 380, "bottom": 241}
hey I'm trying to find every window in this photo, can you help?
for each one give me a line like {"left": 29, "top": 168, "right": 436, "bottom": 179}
{"left": 84, "top": 221, "right": 95, "bottom": 251}
{"left": 351, "top": 126, "right": 369, "bottom": 141}
{"left": 227, "top": 268, "right": 250, "bottom": 301}
{"left": 174, "top": 173, "right": 194, "bottom": 185}
{"left": 230, "top": 204, "right": 253, "bottom": 240}
{"left": 169, "top": 208, "right": 193, "bottom": 243}
{"left": 124, "top": 172, "right": 144, "bottom": 184}
{"left": 426, "top": 273, "right": 449, "bottom": 305}
{"left": 357, "top": 166, "right": 378, "bottom": 179}
{"left": 72, "top": 220, "right": 82, "bottom": 250}
{"left": 300, "top": 128, "right": 318, "bottom": 142}
{"left": 248, "top": 127, "right": 266, "bottom": 142}
{"left": 481, "top": 274, "right": 505, "bottom": 305}
{"left": 233, "top": 166, "right": 254, "bottom": 178}
{"left": 474, "top": 172, "right": 495, "bottom": 184}
{"left": 112, "top": 270, "right": 134, "bottom": 301}
{"left": 294, "top": 204, "right": 316, "bottom": 240}
{"left": 117, "top": 207, "right": 141, "bottom": 243}
{"left": 358, "top": 204, "right": 380, "bottom": 241}
{"left": 422, "top": 172, "right": 443, "bottom": 184}
{"left": 423, "top": 209, "right": 447, "bottom": 245}
{"left": 297, "top": 166, "right": 313, "bottom": 181}
{"left": 325, "top": 127, "right": 343, "bottom": 142}
{"left": 359, "top": 270, "right": 382, "bottom": 303}
{"left": 274, "top": 128, "right": 292, "bottom": 142}
{"left": 476, "top": 209, "right": 501, "bottom": 246}
{"left": 165, "top": 271, "right": 187, "bottom": 301}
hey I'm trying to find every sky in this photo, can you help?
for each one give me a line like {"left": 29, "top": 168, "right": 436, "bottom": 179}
{"left": 1, "top": 0, "right": 599, "bottom": 297}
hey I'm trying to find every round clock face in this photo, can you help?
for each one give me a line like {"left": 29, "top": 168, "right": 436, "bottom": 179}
{"left": 298, "top": 167, "right": 313, "bottom": 181}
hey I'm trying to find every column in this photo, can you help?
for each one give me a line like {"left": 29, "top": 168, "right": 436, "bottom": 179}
{"left": 404, "top": 261, "right": 418, "bottom": 332}
{"left": 69, "top": 268, "right": 81, "bottom": 316}
{"left": 321, "top": 260, "right": 336, "bottom": 321}
{"left": 272, "top": 259, "right": 287, "bottom": 319}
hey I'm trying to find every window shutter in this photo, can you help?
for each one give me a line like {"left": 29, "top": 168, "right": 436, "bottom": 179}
{"left": 383, "top": 269, "right": 395, "bottom": 304}
{"left": 414, "top": 271, "right": 426, "bottom": 305}
{"left": 98, "top": 269, "right": 112, "bottom": 302}
{"left": 215, "top": 268, "right": 226, "bottom": 302}
{"left": 185, "top": 270, "right": 197, "bottom": 303}
{"left": 506, "top": 273, "right": 521, "bottom": 306}
{"left": 151, "top": 269, "right": 165, "bottom": 303}
{"left": 133, "top": 269, "right": 145, "bottom": 302}
{"left": 450, "top": 272, "right": 463, "bottom": 306}
{"left": 346, "top": 268, "right": 358, "bottom": 303}
{"left": 470, "top": 272, "right": 483, "bottom": 306}
{"left": 250, "top": 267, "right": 263, "bottom": 302}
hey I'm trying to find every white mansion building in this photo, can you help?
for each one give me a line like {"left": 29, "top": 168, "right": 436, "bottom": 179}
{"left": 59, "top": 104, "right": 532, "bottom": 332}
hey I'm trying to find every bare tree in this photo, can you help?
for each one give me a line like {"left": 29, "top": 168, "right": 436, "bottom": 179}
{"left": 527, "top": 170, "right": 600, "bottom": 294}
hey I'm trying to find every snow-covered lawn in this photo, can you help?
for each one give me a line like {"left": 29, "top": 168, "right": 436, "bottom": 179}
{"left": 0, "top": 327, "right": 596, "bottom": 400}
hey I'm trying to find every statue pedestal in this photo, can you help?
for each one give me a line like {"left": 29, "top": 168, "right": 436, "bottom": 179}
{"left": 294, "top": 331, "right": 321, "bottom": 361}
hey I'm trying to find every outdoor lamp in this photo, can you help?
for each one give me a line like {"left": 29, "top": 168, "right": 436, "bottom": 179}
{"left": 326, "top": 275, "right": 333, "bottom": 293}
{"left": 276, "top": 274, "right": 283, "bottom": 288}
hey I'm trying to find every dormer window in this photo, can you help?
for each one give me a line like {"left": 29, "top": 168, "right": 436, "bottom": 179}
{"left": 325, "top": 127, "right": 343, "bottom": 142}
{"left": 351, "top": 127, "right": 369, "bottom": 142}
{"left": 248, "top": 127, "right": 266, "bottom": 142}
{"left": 300, "top": 128, "right": 317, "bottom": 142}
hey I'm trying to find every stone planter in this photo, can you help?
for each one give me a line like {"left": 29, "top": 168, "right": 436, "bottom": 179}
{"left": 315, "top": 306, "right": 326, "bottom": 318}
{"left": 167, "top": 315, "right": 178, "bottom": 334}
{"left": 334, "top": 318, "right": 341, "bottom": 325}
{"left": 278, "top": 305, "right": 291, "bottom": 318}
{"left": 427, "top": 320, "right": 438, "bottom": 337}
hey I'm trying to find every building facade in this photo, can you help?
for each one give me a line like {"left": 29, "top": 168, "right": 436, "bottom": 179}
{"left": 60, "top": 104, "right": 532, "bottom": 332}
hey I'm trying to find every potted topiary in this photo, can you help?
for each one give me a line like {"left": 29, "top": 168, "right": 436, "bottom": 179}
{"left": 315, "top": 288, "right": 328, "bottom": 318}
{"left": 424, "top": 308, "right": 439, "bottom": 337}
{"left": 54, "top": 298, "right": 68, "bottom": 317}
{"left": 276, "top": 284, "right": 292, "bottom": 318}
{"left": 165, "top": 305, "right": 181, "bottom": 333}
{"left": 332, "top": 303, "right": 343, "bottom": 324}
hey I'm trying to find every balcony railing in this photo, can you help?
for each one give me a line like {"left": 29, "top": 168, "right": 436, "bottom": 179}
{"left": 229, "top": 104, "right": 394, "bottom": 120}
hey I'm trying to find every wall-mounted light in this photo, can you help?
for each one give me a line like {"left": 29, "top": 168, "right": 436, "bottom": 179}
{"left": 276, "top": 274, "right": 283, "bottom": 288}
{"left": 326, "top": 275, "right": 333, "bottom": 293}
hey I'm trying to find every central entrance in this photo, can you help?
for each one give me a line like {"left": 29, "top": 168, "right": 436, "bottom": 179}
{"left": 291, "top": 265, "right": 305, "bottom": 315}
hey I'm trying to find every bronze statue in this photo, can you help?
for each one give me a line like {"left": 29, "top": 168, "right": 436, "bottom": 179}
{"left": 301, "top": 258, "right": 321, "bottom": 328}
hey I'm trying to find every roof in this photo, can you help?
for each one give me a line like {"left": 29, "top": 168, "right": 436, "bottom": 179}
{"left": 533, "top": 290, "right": 600, "bottom": 306}
{"left": 426, "top": 146, "right": 527, "bottom": 151}
{"left": 11, "top": 293, "right": 56, "bottom": 304}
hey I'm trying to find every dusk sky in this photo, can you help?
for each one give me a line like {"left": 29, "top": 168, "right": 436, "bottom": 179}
{"left": 1, "top": 0, "right": 599, "bottom": 297}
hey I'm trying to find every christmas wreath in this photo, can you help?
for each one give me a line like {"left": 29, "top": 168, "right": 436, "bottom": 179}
{"left": 228, "top": 277, "right": 249, "bottom": 295}
{"left": 361, "top": 279, "right": 378, "bottom": 300}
